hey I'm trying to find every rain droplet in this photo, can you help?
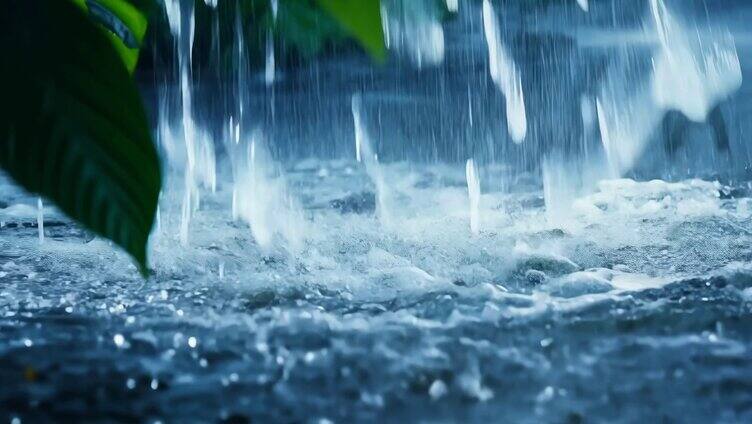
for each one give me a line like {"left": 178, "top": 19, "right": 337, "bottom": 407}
{"left": 113, "top": 334, "right": 125, "bottom": 347}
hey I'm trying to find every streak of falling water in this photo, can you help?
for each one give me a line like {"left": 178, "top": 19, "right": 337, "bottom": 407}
{"left": 164, "top": 0, "right": 217, "bottom": 245}
{"left": 265, "top": 29, "right": 275, "bottom": 87}
{"left": 465, "top": 159, "right": 480, "bottom": 235}
{"left": 265, "top": 0, "right": 277, "bottom": 87}
{"left": 177, "top": 1, "right": 196, "bottom": 246}
{"left": 234, "top": 9, "right": 246, "bottom": 128}
{"left": 542, "top": 157, "right": 579, "bottom": 227}
{"left": 164, "top": 0, "right": 180, "bottom": 35}
{"left": 36, "top": 197, "right": 43, "bottom": 244}
{"left": 229, "top": 8, "right": 248, "bottom": 221}
{"left": 352, "top": 93, "right": 392, "bottom": 228}
{"left": 482, "top": 0, "right": 527, "bottom": 144}
{"left": 155, "top": 205, "right": 161, "bottom": 234}
{"left": 354, "top": 105, "right": 362, "bottom": 164}
{"left": 596, "top": 84, "right": 661, "bottom": 177}
{"left": 580, "top": 95, "right": 596, "bottom": 162}
{"left": 381, "top": 0, "right": 445, "bottom": 67}
{"left": 271, "top": 0, "right": 278, "bottom": 20}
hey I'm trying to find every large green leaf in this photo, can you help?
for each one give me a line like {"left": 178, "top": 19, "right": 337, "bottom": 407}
{"left": 316, "top": 0, "right": 386, "bottom": 61}
{"left": 87, "top": 0, "right": 153, "bottom": 46}
{"left": 81, "top": 0, "right": 155, "bottom": 73}
{"left": 0, "top": 0, "right": 162, "bottom": 274}
{"left": 275, "top": 0, "right": 348, "bottom": 57}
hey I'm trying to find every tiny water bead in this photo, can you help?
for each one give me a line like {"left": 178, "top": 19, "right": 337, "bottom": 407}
{"left": 113, "top": 334, "right": 125, "bottom": 348}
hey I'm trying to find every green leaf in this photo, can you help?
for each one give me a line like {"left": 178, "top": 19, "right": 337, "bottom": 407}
{"left": 0, "top": 0, "right": 162, "bottom": 275}
{"left": 105, "top": 31, "right": 141, "bottom": 73}
{"left": 71, "top": 0, "right": 88, "bottom": 10}
{"left": 275, "top": 0, "right": 347, "bottom": 57}
{"left": 82, "top": 0, "right": 155, "bottom": 73}
{"left": 87, "top": 0, "right": 152, "bottom": 46}
{"left": 315, "top": 0, "right": 386, "bottom": 61}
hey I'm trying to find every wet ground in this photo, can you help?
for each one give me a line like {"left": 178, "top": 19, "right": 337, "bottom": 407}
{"left": 2, "top": 163, "right": 752, "bottom": 423}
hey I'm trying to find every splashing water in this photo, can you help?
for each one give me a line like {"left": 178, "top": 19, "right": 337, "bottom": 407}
{"left": 650, "top": 0, "right": 742, "bottom": 122}
{"left": 234, "top": 131, "right": 306, "bottom": 254}
{"left": 596, "top": 0, "right": 742, "bottom": 176}
{"left": 596, "top": 77, "right": 662, "bottom": 177}
{"left": 352, "top": 93, "right": 393, "bottom": 228}
{"left": 5, "top": 1, "right": 752, "bottom": 421}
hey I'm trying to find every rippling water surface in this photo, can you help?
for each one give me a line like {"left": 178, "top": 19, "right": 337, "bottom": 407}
{"left": 3, "top": 164, "right": 752, "bottom": 422}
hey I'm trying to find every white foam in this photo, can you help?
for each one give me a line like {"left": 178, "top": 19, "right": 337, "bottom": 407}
{"left": 573, "top": 178, "right": 723, "bottom": 221}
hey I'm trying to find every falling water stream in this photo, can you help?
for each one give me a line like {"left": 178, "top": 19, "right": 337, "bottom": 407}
{"left": 3, "top": 0, "right": 752, "bottom": 422}
{"left": 465, "top": 158, "right": 481, "bottom": 235}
